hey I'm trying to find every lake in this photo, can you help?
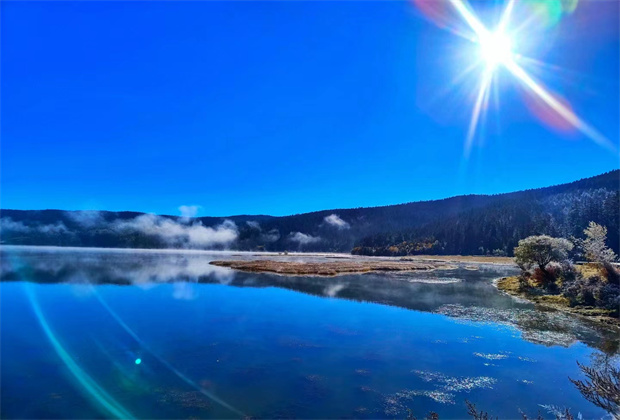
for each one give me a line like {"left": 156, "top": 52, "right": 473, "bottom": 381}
{"left": 1, "top": 246, "right": 618, "bottom": 419}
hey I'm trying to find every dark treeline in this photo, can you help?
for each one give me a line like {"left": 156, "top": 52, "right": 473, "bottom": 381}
{"left": 1, "top": 170, "right": 618, "bottom": 255}
{"left": 353, "top": 187, "right": 619, "bottom": 257}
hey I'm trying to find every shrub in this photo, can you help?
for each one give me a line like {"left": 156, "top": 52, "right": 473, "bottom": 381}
{"left": 558, "top": 260, "right": 578, "bottom": 283}
{"left": 563, "top": 276, "right": 598, "bottom": 306}
{"left": 602, "top": 262, "right": 620, "bottom": 286}
{"left": 531, "top": 267, "right": 557, "bottom": 291}
{"left": 518, "top": 274, "right": 530, "bottom": 290}
{"left": 528, "top": 261, "right": 576, "bottom": 291}
{"left": 562, "top": 274, "right": 620, "bottom": 311}
{"left": 598, "top": 283, "right": 620, "bottom": 312}
{"left": 492, "top": 249, "right": 507, "bottom": 257}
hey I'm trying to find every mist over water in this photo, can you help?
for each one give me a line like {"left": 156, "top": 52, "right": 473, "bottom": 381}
{"left": 1, "top": 247, "right": 617, "bottom": 419}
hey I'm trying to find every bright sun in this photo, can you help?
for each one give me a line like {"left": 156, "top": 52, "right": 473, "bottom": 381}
{"left": 478, "top": 31, "right": 513, "bottom": 69}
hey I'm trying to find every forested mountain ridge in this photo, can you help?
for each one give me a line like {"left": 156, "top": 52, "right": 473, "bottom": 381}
{"left": 1, "top": 170, "right": 618, "bottom": 256}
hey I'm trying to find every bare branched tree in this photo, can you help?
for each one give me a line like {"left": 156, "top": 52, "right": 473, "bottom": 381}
{"left": 569, "top": 361, "right": 620, "bottom": 416}
{"left": 465, "top": 400, "right": 497, "bottom": 420}
{"left": 557, "top": 408, "right": 574, "bottom": 420}
{"left": 519, "top": 409, "right": 545, "bottom": 420}
{"left": 405, "top": 408, "right": 439, "bottom": 420}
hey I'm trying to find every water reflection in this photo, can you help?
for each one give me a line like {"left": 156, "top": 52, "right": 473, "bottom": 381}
{"left": 2, "top": 246, "right": 618, "bottom": 354}
{"left": 3, "top": 246, "right": 619, "bottom": 419}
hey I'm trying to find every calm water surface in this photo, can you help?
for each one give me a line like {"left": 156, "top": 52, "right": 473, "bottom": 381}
{"left": 1, "top": 246, "right": 618, "bottom": 419}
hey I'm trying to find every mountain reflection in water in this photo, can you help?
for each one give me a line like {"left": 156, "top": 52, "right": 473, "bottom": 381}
{"left": 2, "top": 247, "right": 618, "bottom": 354}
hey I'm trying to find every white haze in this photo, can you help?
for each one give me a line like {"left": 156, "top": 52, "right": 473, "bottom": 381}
{"left": 289, "top": 231, "right": 321, "bottom": 245}
{"left": 246, "top": 221, "right": 261, "bottom": 230}
{"left": 0, "top": 218, "right": 68, "bottom": 234}
{"left": 261, "top": 228, "right": 281, "bottom": 243}
{"left": 323, "top": 214, "right": 350, "bottom": 229}
{"left": 245, "top": 221, "right": 280, "bottom": 243}
{"left": 1, "top": 210, "right": 239, "bottom": 249}
{"left": 67, "top": 210, "right": 105, "bottom": 227}
{"left": 112, "top": 214, "right": 238, "bottom": 248}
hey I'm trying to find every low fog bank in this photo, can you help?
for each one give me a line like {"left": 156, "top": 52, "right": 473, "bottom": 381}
{"left": 1, "top": 211, "right": 238, "bottom": 249}
{"left": 0, "top": 208, "right": 361, "bottom": 252}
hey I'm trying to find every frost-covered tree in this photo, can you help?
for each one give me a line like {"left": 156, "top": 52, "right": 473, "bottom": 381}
{"left": 514, "top": 235, "right": 574, "bottom": 273}
{"left": 582, "top": 222, "right": 617, "bottom": 263}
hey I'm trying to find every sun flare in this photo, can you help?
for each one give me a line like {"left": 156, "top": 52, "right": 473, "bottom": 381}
{"left": 439, "top": 0, "right": 612, "bottom": 154}
{"left": 478, "top": 30, "right": 513, "bottom": 69}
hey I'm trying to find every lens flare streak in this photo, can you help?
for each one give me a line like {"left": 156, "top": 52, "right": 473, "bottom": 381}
{"left": 25, "top": 284, "right": 135, "bottom": 420}
{"left": 93, "top": 292, "right": 246, "bottom": 418}
{"left": 497, "top": 0, "right": 515, "bottom": 33}
{"left": 504, "top": 59, "right": 610, "bottom": 148}
{"left": 449, "top": 0, "right": 488, "bottom": 40}
{"left": 466, "top": 69, "right": 493, "bottom": 156}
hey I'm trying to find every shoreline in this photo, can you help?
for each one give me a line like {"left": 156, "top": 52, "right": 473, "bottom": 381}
{"left": 0, "top": 245, "right": 519, "bottom": 269}
{"left": 0, "top": 245, "right": 516, "bottom": 264}
{"left": 495, "top": 276, "right": 620, "bottom": 329}
{"left": 399, "top": 255, "right": 515, "bottom": 266}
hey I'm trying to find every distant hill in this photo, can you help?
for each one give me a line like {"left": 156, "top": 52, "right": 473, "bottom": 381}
{"left": 1, "top": 170, "right": 618, "bottom": 256}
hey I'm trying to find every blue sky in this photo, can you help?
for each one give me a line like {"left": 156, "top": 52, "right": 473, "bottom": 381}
{"left": 1, "top": 0, "right": 618, "bottom": 217}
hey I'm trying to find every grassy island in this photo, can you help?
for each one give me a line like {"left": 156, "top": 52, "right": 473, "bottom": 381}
{"left": 209, "top": 259, "right": 444, "bottom": 276}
